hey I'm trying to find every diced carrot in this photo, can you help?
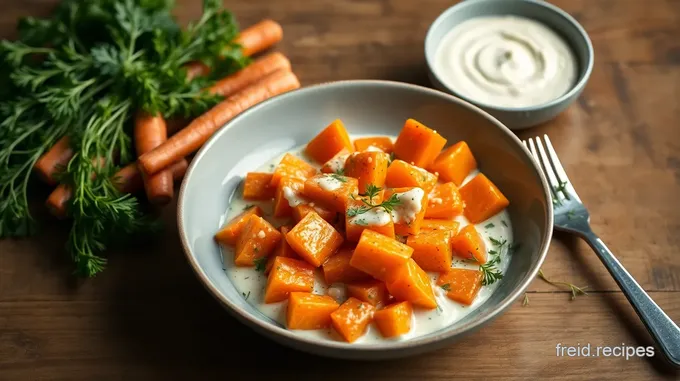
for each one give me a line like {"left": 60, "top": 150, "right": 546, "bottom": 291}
{"left": 428, "top": 141, "right": 477, "bottom": 186}
{"left": 286, "top": 211, "right": 344, "bottom": 267}
{"left": 214, "top": 206, "right": 263, "bottom": 246}
{"left": 243, "top": 172, "right": 276, "bottom": 200}
{"left": 406, "top": 230, "right": 453, "bottom": 272}
{"left": 344, "top": 198, "right": 395, "bottom": 242}
{"left": 383, "top": 187, "right": 429, "bottom": 236}
{"left": 459, "top": 173, "right": 510, "bottom": 223}
{"left": 320, "top": 148, "right": 351, "bottom": 174}
{"left": 393, "top": 119, "right": 447, "bottom": 168}
{"left": 437, "top": 268, "right": 484, "bottom": 305}
{"left": 354, "top": 136, "right": 394, "bottom": 153}
{"left": 374, "top": 301, "right": 412, "bottom": 338}
{"left": 385, "top": 258, "right": 437, "bottom": 309}
{"left": 450, "top": 224, "right": 486, "bottom": 264}
{"left": 302, "top": 173, "right": 358, "bottom": 213}
{"left": 286, "top": 292, "right": 340, "bottom": 330}
{"left": 385, "top": 159, "right": 438, "bottom": 194}
{"left": 349, "top": 229, "right": 413, "bottom": 281}
{"left": 322, "top": 246, "right": 371, "bottom": 284}
{"left": 264, "top": 257, "right": 315, "bottom": 303}
{"left": 331, "top": 297, "right": 376, "bottom": 343}
{"left": 305, "top": 119, "right": 354, "bottom": 164}
{"left": 273, "top": 177, "right": 306, "bottom": 218}
{"left": 265, "top": 225, "right": 299, "bottom": 274}
{"left": 292, "top": 203, "right": 337, "bottom": 224}
{"left": 346, "top": 280, "right": 391, "bottom": 307}
{"left": 344, "top": 151, "right": 390, "bottom": 194}
{"left": 420, "top": 219, "right": 460, "bottom": 234}
{"left": 234, "top": 215, "right": 281, "bottom": 266}
{"left": 270, "top": 153, "right": 317, "bottom": 188}
{"left": 425, "top": 182, "right": 464, "bottom": 219}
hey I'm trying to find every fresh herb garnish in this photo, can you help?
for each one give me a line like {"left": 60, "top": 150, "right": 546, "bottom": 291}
{"left": 346, "top": 184, "right": 401, "bottom": 217}
{"left": 243, "top": 291, "right": 251, "bottom": 301}
{"left": 440, "top": 283, "right": 451, "bottom": 291}
{"left": 334, "top": 168, "right": 345, "bottom": 176}
{"left": 488, "top": 249, "right": 498, "bottom": 255}
{"left": 484, "top": 223, "right": 495, "bottom": 229}
{"left": 522, "top": 293, "right": 529, "bottom": 306}
{"left": 330, "top": 173, "right": 347, "bottom": 183}
{"left": 537, "top": 269, "right": 588, "bottom": 300}
{"left": 254, "top": 257, "right": 267, "bottom": 272}
{"left": 480, "top": 255, "right": 503, "bottom": 286}
{"left": 489, "top": 237, "right": 507, "bottom": 247}
{"left": 501, "top": 220, "right": 508, "bottom": 227}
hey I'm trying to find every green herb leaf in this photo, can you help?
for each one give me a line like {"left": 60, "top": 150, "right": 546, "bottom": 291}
{"left": 254, "top": 257, "right": 267, "bottom": 272}
{"left": 484, "top": 223, "right": 495, "bottom": 229}
{"left": 334, "top": 168, "right": 345, "bottom": 176}
{"left": 501, "top": 220, "right": 508, "bottom": 227}
{"left": 330, "top": 173, "right": 347, "bottom": 183}
{"left": 440, "top": 283, "right": 451, "bottom": 291}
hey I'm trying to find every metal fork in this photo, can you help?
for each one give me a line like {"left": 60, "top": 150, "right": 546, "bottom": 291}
{"left": 524, "top": 135, "right": 680, "bottom": 368}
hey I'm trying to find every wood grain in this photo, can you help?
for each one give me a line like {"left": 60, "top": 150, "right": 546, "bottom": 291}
{"left": 0, "top": 0, "right": 679, "bottom": 380}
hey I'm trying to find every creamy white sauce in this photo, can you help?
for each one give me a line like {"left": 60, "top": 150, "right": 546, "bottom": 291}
{"left": 219, "top": 142, "right": 514, "bottom": 344}
{"left": 434, "top": 15, "right": 578, "bottom": 108}
{"left": 365, "top": 145, "right": 384, "bottom": 152}
{"left": 314, "top": 174, "right": 345, "bottom": 191}
{"left": 282, "top": 186, "right": 306, "bottom": 207}
{"left": 349, "top": 207, "right": 391, "bottom": 227}
{"left": 390, "top": 188, "right": 425, "bottom": 224}
{"left": 324, "top": 150, "right": 350, "bottom": 173}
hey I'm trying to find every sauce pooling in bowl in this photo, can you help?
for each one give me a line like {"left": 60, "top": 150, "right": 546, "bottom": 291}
{"left": 434, "top": 15, "right": 578, "bottom": 108}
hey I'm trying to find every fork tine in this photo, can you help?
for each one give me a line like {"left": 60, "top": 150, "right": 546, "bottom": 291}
{"left": 542, "top": 135, "right": 581, "bottom": 202}
{"left": 534, "top": 137, "right": 567, "bottom": 204}
{"left": 527, "top": 137, "right": 560, "bottom": 203}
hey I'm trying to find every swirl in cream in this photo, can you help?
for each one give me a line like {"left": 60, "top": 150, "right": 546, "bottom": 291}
{"left": 434, "top": 16, "right": 578, "bottom": 108}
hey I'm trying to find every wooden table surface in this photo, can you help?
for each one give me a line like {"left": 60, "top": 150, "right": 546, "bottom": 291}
{"left": 1, "top": 0, "right": 679, "bottom": 380}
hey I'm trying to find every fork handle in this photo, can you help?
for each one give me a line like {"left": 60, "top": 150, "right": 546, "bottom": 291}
{"left": 583, "top": 232, "right": 680, "bottom": 367}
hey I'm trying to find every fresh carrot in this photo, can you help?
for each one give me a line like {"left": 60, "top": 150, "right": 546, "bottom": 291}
{"left": 34, "top": 136, "right": 74, "bottom": 185}
{"left": 134, "top": 112, "right": 174, "bottom": 205}
{"left": 45, "top": 184, "right": 72, "bottom": 219}
{"left": 185, "top": 61, "right": 211, "bottom": 81}
{"left": 235, "top": 19, "right": 283, "bottom": 57}
{"left": 207, "top": 52, "right": 291, "bottom": 97}
{"left": 138, "top": 69, "right": 300, "bottom": 176}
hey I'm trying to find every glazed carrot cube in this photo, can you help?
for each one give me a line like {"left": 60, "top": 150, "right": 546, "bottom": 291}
{"left": 264, "top": 256, "right": 315, "bottom": 303}
{"left": 265, "top": 225, "right": 299, "bottom": 274}
{"left": 322, "top": 246, "right": 371, "bottom": 284}
{"left": 345, "top": 198, "right": 395, "bottom": 242}
{"left": 349, "top": 229, "right": 413, "bottom": 281}
{"left": 354, "top": 136, "right": 394, "bottom": 153}
{"left": 374, "top": 301, "right": 412, "bottom": 338}
{"left": 273, "top": 177, "right": 306, "bottom": 218}
{"left": 406, "top": 230, "right": 453, "bottom": 272}
{"left": 270, "top": 153, "right": 317, "bottom": 187}
{"left": 234, "top": 215, "right": 282, "bottom": 267}
{"left": 346, "top": 279, "right": 391, "bottom": 307}
{"left": 286, "top": 211, "right": 344, "bottom": 267}
{"left": 321, "top": 148, "right": 351, "bottom": 174}
{"left": 331, "top": 297, "right": 376, "bottom": 343}
{"left": 393, "top": 118, "right": 447, "bottom": 168}
{"left": 344, "top": 151, "right": 390, "bottom": 194}
{"left": 243, "top": 172, "right": 276, "bottom": 200}
{"left": 302, "top": 173, "right": 358, "bottom": 213}
{"left": 305, "top": 119, "right": 354, "bottom": 164}
{"left": 450, "top": 224, "right": 486, "bottom": 263}
{"left": 385, "top": 160, "right": 438, "bottom": 194}
{"left": 383, "top": 187, "right": 429, "bottom": 236}
{"left": 425, "top": 182, "right": 464, "bottom": 219}
{"left": 214, "top": 206, "right": 263, "bottom": 246}
{"left": 420, "top": 219, "right": 460, "bottom": 234}
{"left": 385, "top": 258, "right": 437, "bottom": 309}
{"left": 292, "top": 203, "right": 337, "bottom": 224}
{"left": 437, "top": 268, "right": 483, "bottom": 305}
{"left": 286, "top": 292, "right": 340, "bottom": 330}
{"left": 459, "top": 173, "right": 510, "bottom": 223}
{"left": 428, "top": 141, "right": 477, "bottom": 186}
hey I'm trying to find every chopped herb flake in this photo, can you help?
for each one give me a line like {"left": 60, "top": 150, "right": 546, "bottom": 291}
{"left": 440, "top": 283, "right": 451, "bottom": 291}
{"left": 254, "top": 257, "right": 267, "bottom": 272}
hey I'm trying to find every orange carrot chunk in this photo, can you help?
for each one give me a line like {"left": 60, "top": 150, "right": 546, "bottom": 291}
{"left": 264, "top": 257, "right": 315, "bottom": 303}
{"left": 331, "top": 297, "right": 376, "bottom": 343}
{"left": 304, "top": 119, "right": 354, "bottom": 164}
{"left": 406, "top": 230, "right": 453, "bottom": 273}
{"left": 383, "top": 187, "right": 429, "bottom": 236}
{"left": 243, "top": 172, "right": 276, "bottom": 200}
{"left": 270, "top": 153, "right": 317, "bottom": 188}
{"left": 437, "top": 268, "right": 484, "bottom": 305}
{"left": 34, "top": 136, "right": 73, "bottom": 186}
{"left": 349, "top": 229, "right": 413, "bottom": 281}
{"left": 302, "top": 173, "right": 358, "bottom": 213}
{"left": 286, "top": 211, "right": 345, "bottom": 267}
{"left": 214, "top": 206, "right": 264, "bottom": 246}
{"left": 425, "top": 182, "right": 464, "bottom": 219}
{"left": 354, "top": 136, "right": 394, "bottom": 153}
{"left": 385, "top": 159, "right": 438, "bottom": 194}
{"left": 450, "top": 224, "right": 487, "bottom": 264}
{"left": 292, "top": 203, "right": 337, "bottom": 224}
{"left": 286, "top": 292, "right": 340, "bottom": 330}
{"left": 393, "top": 119, "right": 447, "bottom": 168}
{"left": 273, "top": 177, "right": 306, "bottom": 218}
{"left": 385, "top": 258, "right": 437, "bottom": 309}
{"left": 428, "top": 141, "right": 477, "bottom": 186}
{"left": 320, "top": 148, "right": 351, "bottom": 174}
{"left": 420, "top": 219, "right": 460, "bottom": 234}
{"left": 265, "top": 225, "right": 299, "bottom": 274}
{"left": 346, "top": 279, "right": 391, "bottom": 307}
{"left": 235, "top": 19, "right": 284, "bottom": 57}
{"left": 234, "top": 215, "right": 282, "bottom": 267}
{"left": 344, "top": 197, "right": 395, "bottom": 243}
{"left": 374, "top": 301, "right": 413, "bottom": 338}
{"left": 322, "top": 246, "right": 371, "bottom": 284}
{"left": 208, "top": 52, "right": 291, "bottom": 97}
{"left": 459, "top": 173, "right": 510, "bottom": 223}
{"left": 344, "top": 151, "right": 390, "bottom": 194}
